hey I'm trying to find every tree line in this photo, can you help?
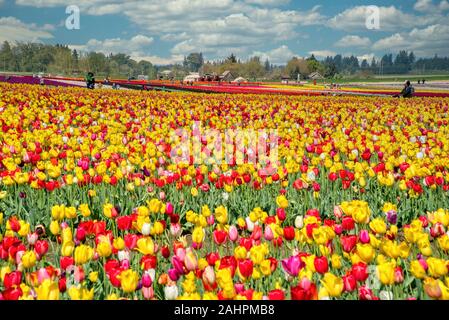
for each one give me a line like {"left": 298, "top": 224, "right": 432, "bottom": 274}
{"left": 1, "top": 41, "right": 448, "bottom": 80}
{"left": 0, "top": 41, "right": 157, "bottom": 79}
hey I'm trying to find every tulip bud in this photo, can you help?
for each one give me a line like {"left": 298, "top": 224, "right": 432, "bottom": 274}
{"left": 164, "top": 285, "right": 179, "bottom": 300}
{"left": 245, "top": 217, "right": 255, "bottom": 232}
{"left": 276, "top": 208, "right": 286, "bottom": 221}
{"left": 333, "top": 206, "right": 343, "bottom": 219}
{"left": 168, "top": 269, "right": 180, "bottom": 281}
{"left": 294, "top": 216, "right": 304, "bottom": 229}
{"left": 27, "top": 232, "right": 38, "bottom": 245}
{"left": 159, "top": 191, "right": 166, "bottom": 200}
{"left": 359, "top": 230, "right": 370, "bottom": 244}
{"left": 264, "top": 226, "right": 274, "bottom": 241}
{"left": 228, "top": 225, "right": 238, "bottom": 242}
{"left": 394, "top": 267, "right": 404, "bottom": 283}
{"left": 184, "top": 249, "right": 198, "bottom": 271}
{"left": 334, "top": 224, "right": 343, "bottom": 235}
{"left": 165, "top": 202, "right": 174, "bottom": 215}
{"left": 142, "top": 272, "right": 153, "bottom": 288}
{"left": 141, "top": 223, "right": 151, "bottom": 236}
{"left": 170, "top": 223, "right": 182, "bottom": 237}
{"left": 207, "top": 215, "right": 215, "bottom": 225}
{"left": 202, "top": 266, "right": 216, "bottom": 285}
{"left": 142, "top": 286, "right": 154, "bottom": 300}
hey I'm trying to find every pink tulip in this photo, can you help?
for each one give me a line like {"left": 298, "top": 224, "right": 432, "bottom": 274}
{"left": 234, "top": 283, "right": 245, "bottom": 294}
{"left": 184, "top": 249, "right": 198, "bottom": 271}
{"left": 142, "top": 286, "right": 154, "bottom": 299}
{"left": 172, "top": 256, "right": 185, "bottom": 275}
{"left": 27, "top": 232, "right": 38, "bottom": 245}
{"left": 264, "top": 225, "right": 274, "bottom": 241}
{"left": 165, "top": 202, "right": 174, "bottom": 215}
{"left": 228, "top": 225, "right": 238, "bottom": 242}
{"left": 207, "top": 215, "right": 215, "bottom": 225}
{"left": 168, "top": 268, "right": 180, "bottom": 281}
{"left": 359, "top": 230, "right": 370, "bottom": 244}
{"left": 333, "top": 206, "right": 343, "bottom": 219}
{"left": 334, "top": 224, "right": 343, "bottom": 235}
{"left": 170, "top": 223, "right": 182, "bottom": 237}
{"left": 37, "top": 267, "right": 50, "bottom": 284}
{"left": 159, "top": 191, "right": 166, "bottom": 200}
{"left": 202, "top": 266, "right": 216, "bottom": 285}
{"left": 142, "top": 272, "right": 153, "bottom": 288}
{"left": 175, "top": 247, "right": 186, "bottom": 261}
{"left": 120, "top": 259, "right": 130, "bottom": 269}
{"left": 281, "top": 255, "right": 302, "bottom": 277}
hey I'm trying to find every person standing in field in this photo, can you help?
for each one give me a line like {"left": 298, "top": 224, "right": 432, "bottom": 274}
{"left": 85, "top": 72, "right": 95, "bottom": 89}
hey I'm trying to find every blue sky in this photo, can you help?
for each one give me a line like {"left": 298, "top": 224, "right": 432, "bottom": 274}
{"left": 0, "top": 0, "right": 448, "bottom": 65}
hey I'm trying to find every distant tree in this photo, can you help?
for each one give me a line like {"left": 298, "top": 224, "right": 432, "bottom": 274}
{"left": 264, "top": 59, "right": 271, "bottom": 72}
{"left": 184, "top": 52, "right": 204, "bottom": 72}
{"left": 324, "top": 62, "right": 337, "bottom": 78}
{"left": 285, "top": 57, "right": 309, "bottom": 79}
{"left": 0, "top": 41, "right": 15, "bottom": 71}
{"left": 226, "top": 53, "right": 237, "bottom": 64}
{"left": 361, "top": 59, "right": 369, "bottom": 69}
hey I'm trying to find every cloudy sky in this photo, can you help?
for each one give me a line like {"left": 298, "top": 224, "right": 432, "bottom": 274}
{"left": 1, "top": 0, "right": 448, "bottom": 65}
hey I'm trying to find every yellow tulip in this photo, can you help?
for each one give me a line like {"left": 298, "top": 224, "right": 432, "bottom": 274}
{"left": 136, "top": 237, "right": 154, "bottom": 255}
{"left": 36, "top": 279, "right": 60, "bottom": 300}
{"left": 119, "top": 269, "right": 139, "bottom": 293}
{"left": 321, "top": 273, "right": 343, "bottom": 297}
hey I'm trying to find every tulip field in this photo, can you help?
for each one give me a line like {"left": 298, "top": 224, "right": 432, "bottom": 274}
{"left": 1, "top": 81, "right": 449, "bottom": 300}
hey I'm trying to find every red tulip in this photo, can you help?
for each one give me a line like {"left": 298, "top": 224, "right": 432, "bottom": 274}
{"left": 238, "top": 259, "right": 253, "bottom": 279}
{"left": 34, "top": 240, "right": 49, "bottom": 256}
{"left": 213, "top": 230, "right": 228, "bottom": 245}
{"left": 268, "top": 289, "right": 285, "bottom": 300}
{"left": 117, "top": 215, "right": 133, "bottom": 231}
{"left": 342, "top": 216, "right": 355, "bottom": 231}
{"left": 3, "top": 271, "right": 22, "bottom": 289}
{"left": 352, "top": 262, "right": 369, "bottom": 282}
{"left": 343, "top": 273, "right": 357, "bottom": 292}
{"left": 314, "top": 256, "right": 328, "bottom": 274}
{"left": 60, "top": 256, "right": 74, "bottom": 270}
{"left": 283, "top": 226, "right": 295, "bottom": 241}
{"left": 340, "top": 235, "right": 358, "bottom": 253}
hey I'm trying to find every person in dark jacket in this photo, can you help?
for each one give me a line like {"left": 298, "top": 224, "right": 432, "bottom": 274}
{"left": 85, "top": 72, "right": 95, "bottom": 89}
{"left": 394, "top": 80, "right": 414, "bottom": 98}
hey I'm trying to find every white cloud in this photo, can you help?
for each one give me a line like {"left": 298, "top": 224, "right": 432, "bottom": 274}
{"left": 0, "top": 16, "right": 54, "bottom": 43}
{"left": 335, "top": 35, "right": 371, "bottom": 48}
{"left": 251, "top": 45, "right": 298, "bottom": 64}
{"left": 244, "top": 0, "right": 290, "bottom": 5}
{"left": 309, "top": 50, "right": 336, "bottom": 58}
{"left": 328, "top": 5, "right": 445, "bottom": 32}
{"left": 70, "top": 35, "right": 153, "bottom": 57}
{"left": 0, "top": 0, "right": 4, "bottom": 6}
{"left": 15, "top": 0, "right": 325, "bottom": 60}
{"left": 414, "top": 0, "right": 449, "bottom": 12}
{"left": 372, "top": 24, "right": 449, "bottom": 56}
{"left": 131, "top": 54, "right": 184, "bottom": 65}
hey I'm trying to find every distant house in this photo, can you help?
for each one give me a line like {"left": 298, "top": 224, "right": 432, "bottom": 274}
{"left": 158, "top": 70, "right": 173, "bottom": 80}
{"left": 308, "top": 72, "right": 324, "bottom": 80}
{"left": 281, "top": 75, "right": 291, "bottom": 84}
{"left": 220, "top": 70, "right": 236, "bottom": 82}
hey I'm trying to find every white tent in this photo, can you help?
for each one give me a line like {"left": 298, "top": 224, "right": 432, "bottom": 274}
{"left": 232, "top": 77, "right": 247, "bottom": 83}
{"left": 183, "top": 73, "right": 201, "bottom": 82}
